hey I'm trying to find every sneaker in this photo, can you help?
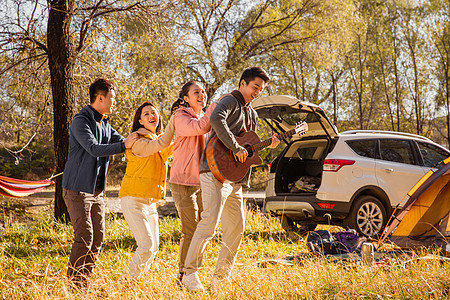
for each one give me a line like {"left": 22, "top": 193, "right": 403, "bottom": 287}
{"left": 182, "top": 272, "right": 205, "bottom": 292}
{"left": 210, "top": 275, "right": 231, "bottom": 290}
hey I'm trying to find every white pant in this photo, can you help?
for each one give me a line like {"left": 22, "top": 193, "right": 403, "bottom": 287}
{"left": 120, "top": 196, "right": 159, "bottom": 279}
{"left": 183, "top": 172, "right": 245, "bottom": 279}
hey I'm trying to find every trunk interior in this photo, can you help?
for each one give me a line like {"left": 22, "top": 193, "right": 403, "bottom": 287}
{"left": 274, "top": 138, "right": 331, "bottom": 194}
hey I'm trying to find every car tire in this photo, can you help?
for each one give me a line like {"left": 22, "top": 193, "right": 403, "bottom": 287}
{"left": 280, "top": 215, "right": 316, "bottom": 235}
{"left": 345, "top": 195, "right": 387, "bottom": 237}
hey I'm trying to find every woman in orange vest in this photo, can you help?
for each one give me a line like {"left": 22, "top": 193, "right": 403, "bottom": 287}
{"left": 119, "top": 102, "right": 173, "bottom": 279}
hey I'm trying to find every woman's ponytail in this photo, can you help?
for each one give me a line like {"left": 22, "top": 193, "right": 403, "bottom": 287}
{"left": 170, "top": 80, "right": 202, "bottom": 115}
{"left": 170, "top": 98, "right": 189, "bottom": 114}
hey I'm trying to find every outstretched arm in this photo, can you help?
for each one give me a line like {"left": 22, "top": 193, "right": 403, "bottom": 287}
{"left": 71, "top": 116, "right": 125, "bottom": 157}
{"left": 132, "top": 116, "right": 175, "bottom": 157}
{"left": 173, "top": 103, "right": 217, "bottom": 137}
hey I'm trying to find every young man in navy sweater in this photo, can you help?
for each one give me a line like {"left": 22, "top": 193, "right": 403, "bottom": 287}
{"left": 62, "top": 78, "right": 137, "bottom": 287}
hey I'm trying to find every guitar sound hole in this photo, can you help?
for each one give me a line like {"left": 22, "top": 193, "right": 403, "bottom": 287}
{"left": 245, "top": 145, "right": 254, "bottom": 156}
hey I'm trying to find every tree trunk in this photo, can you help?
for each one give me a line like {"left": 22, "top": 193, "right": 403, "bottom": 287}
{"left": 447, "top": 64, "right": 450, "bottom": 149}
{"left": 358, "top": 39, "right": 364, "bottom": 130}
{"left": 332, "top": 73, "right": 337, "bottom": 125}
{"left": 393, "top": 40, "right": 401, "bottom": 132}
{"left": 443, "top": 51, "right": 450, "bottom": 147}
{"left": 47, "top": 0, "right": 76, "bottom": 222}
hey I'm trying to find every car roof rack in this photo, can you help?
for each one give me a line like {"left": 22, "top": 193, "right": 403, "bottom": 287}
{"left": 340, "top": 130, "right": 432, "bottom": 142}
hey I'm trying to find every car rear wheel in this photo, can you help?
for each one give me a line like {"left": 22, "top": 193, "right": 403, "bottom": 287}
{"left": 345, "top": 195, "right": 387, "bottom": 237}
{"left": 280, "top": 215, "right": 316, "bottom": 235}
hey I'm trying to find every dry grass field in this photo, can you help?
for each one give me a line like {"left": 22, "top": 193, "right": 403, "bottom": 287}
{"left": 0, "top": 197, "right": 449, "bottom": 299}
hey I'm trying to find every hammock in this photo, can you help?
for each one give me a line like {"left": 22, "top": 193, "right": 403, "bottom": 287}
{"left": 0, "top": 175, "right": 54, "bottom": 198}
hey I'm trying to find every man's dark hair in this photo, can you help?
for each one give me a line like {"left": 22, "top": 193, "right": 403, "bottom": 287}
{"left": 89, "top": 78, "right": 115, "bottom": 104}
{"left": 239, "top": 67, "right": 270, "bottom": 87}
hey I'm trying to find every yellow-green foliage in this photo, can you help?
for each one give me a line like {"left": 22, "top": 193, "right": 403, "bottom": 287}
{"left": 0, "top": 207, "right": 449, "bottom": 299}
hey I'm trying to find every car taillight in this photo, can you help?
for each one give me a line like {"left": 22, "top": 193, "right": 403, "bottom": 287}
{"left": 323, "top": 159, "right": 355, "bottom": 172}
{"left": 317, "top": 203, "right": 335, "bottom": 209}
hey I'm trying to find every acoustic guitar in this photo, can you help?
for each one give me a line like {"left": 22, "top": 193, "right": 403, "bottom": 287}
{"left": 206, "top": 122, "right": 308, "bottom": 183}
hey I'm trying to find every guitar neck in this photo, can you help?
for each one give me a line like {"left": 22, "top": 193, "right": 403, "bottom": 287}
{"left": 253, "top": 128, "right": 298, "bottom": 152}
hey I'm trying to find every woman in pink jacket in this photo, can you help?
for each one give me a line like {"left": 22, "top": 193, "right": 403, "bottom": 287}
{"left": 169, "top": 80, "right": 216, "bottom": 282}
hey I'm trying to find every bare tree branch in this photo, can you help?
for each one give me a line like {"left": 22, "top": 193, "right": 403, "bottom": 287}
{"left": 209, "top": 0, "right": 234, "bottom": 44}
{"left": 0, "top": 52, "right": 47, "bottom": 77}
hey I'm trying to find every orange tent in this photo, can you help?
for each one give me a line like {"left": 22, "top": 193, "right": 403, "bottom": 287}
{"left": 380, "top": 157, "right": 450, "bottom": 251}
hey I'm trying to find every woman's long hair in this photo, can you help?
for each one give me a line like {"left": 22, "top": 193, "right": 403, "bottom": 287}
{"left": 131, "top": 102, "right": 163, "bottom": 134}
{"left": 170, "top": 80, "right": 203, "bottom": 114}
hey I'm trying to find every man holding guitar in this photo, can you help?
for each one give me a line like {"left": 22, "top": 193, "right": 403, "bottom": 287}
{"left": 181, "top": 67, "right": 280, "bottom": 292}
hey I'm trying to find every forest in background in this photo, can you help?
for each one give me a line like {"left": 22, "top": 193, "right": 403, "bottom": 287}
{"left": 0, "top": 0, "right": 449, "bottom": 182}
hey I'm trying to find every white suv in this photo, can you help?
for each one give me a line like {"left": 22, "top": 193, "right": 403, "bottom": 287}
{"left": 252, "top": 95, "right": 450, "bottom": 237}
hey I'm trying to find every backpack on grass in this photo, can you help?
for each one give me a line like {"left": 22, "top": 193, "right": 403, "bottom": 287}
{"left": 306, "top": 230, "right": 362, "bottom": 255}
{"left": 334, "top": 230, "right": 363, "bottom": 253}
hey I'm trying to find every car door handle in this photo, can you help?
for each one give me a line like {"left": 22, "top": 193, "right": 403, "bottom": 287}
{"left": 384, "top": 168, "right": 394, "bottom": 173}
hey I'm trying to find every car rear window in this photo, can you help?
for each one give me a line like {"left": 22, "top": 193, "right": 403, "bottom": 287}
{"left": 346, "top": 139, "right": 376, "bottom": 158}
{"left": 379, "top": 139, "right": 415, "bottom": 165}
{"left": 416, "top": 141, "right": 449, "bottom": 167}
{"left": 277, "top": 111, "right": 317, "bottom": 126}
{"left": 296, "top": 146, "right": 318, "bottom": 160}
